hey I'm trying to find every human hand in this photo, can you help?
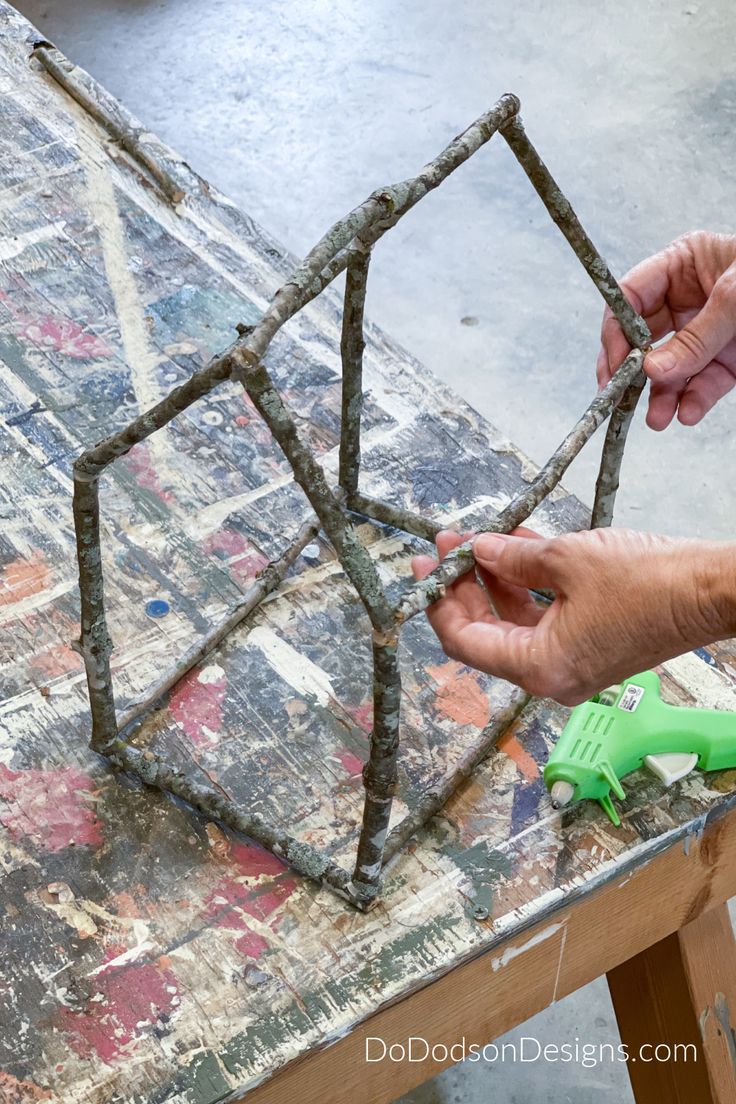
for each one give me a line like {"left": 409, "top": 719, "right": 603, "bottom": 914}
{"left": 598, "top": 231, "right": 736, "bottom": 430}
{"left": 412, "top": 528, "right": 736, "bottom": 706}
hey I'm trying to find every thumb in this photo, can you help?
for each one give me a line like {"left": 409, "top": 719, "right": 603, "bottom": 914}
{"left": 473, "top": 532, "right": 555, "bottom": 589}
{"left": 646, "top": 287, "right": 736, "bottom": 383}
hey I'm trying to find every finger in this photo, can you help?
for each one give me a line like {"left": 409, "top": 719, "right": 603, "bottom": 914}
{"left": 677, "top": 360, "right": 736, "bottom": 425}
{"left": 412, "top": 554, "right": 438, "bottom": 581}
{"left": 446, "top": 618, "right": 537, "bottom": 686}
{"left": 436, "top": 529, "right": 466, "bottom": 562}
{"left": 481, "top": 573, "right": 545, "bottom": 627}
{"left": 645, "top": 286, "right": 736, "bottom": 385}
{"left": 474, "top": 527, "right": 545, "bottom": 626}
{"left": 645, "top": 382, "right": 681, "bottom": 431}
{"left": 417, "top": 534, "right": 492, "bottom": 626}
{"left": 473, "top": 532, "right": 557, "bottom": 589}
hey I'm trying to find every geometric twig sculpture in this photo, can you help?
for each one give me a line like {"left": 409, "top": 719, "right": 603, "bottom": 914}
{"left": 67, "top": 86, "right": 651, "bottom": 908}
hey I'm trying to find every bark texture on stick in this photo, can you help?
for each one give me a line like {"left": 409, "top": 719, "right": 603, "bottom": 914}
{"left": 72, "top": 471, "right": 117, "bottom": 751}
{"left": 395, "top": 349, "right": 646, "bottom": 623}
{"left": 351, "top": 633, "right": 402, "bottom": 899}
{"left": 346, "top": 490, "right": 442, "bottom": 543}
{"left": 339, "top": 247, "right": 371, "bottom": 495}
{"left": 591, "top": 372, "right": 646, "bottom": 528}
{"left": 501, "top": 117, "right": 650, "bottom": 351}
{"left": 240, "top": 357, "right": 393, "bottom": 632}
{"left": 105, "top": 739, "right": 368, "bottom": 904}
{"left": 33, "top": 43, "right": 186, "bottom": 204}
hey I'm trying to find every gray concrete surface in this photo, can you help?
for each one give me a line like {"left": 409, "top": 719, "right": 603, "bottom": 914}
{"left": 13, "top": 1, "right": 736, "bottom": 1100}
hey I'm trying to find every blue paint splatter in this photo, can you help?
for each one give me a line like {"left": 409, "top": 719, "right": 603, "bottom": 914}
{"left": 694, "top": 647, "right": 717, "bottom": 668}
{"left": 145, "top": 598, "right": 170, "bottom": 618}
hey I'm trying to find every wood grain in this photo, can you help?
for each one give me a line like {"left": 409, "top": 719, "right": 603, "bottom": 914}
{"left": 609, "top": 901, "right": 736, "bottom": 1103}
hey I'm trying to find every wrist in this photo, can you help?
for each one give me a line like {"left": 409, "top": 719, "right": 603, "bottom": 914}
{"left": 691, "top": 542, "right": 736, "bottom": 642}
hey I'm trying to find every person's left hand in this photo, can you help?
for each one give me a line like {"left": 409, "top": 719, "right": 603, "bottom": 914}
{"left": 411, "top": 527, "right": 736, "bottom": 705}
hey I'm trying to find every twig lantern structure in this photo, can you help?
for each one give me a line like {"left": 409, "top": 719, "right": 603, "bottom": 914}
{"left": 65, "top": 83, "right": 651, "bottom": 908}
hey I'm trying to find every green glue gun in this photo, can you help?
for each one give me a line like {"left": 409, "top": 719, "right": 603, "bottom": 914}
{"left": 543, "top": 669, "right": 736, "bottom": 826}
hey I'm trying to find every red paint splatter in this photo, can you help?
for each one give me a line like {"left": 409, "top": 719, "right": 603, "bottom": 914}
{"left": 203, "top": 840, "right": 295, "bottom": 956}
{"left": 29, "top": 642, "right": 82, "bottom": 681}
{"left": 229, "top": 839, "right": 289, "bottom": 878}
{"left": 120, "top": 442, "right": 173, "bottom": 504}
{"left": 56, "top": 960, "right": 179, "bottom": 1063}
{"left": 202, "top": 529, "right": 268, "bottom": 586}
{"left": 234, "top": 929, "right": 270, "bottom": 958}
{"left": 337, "top": 748, "right": 364, "bottom": 776}
{"left": 0, "top": 764, "right": 102, "bottom": 852}
{"left": 169, "top": 664, "right": 226, "bottom": 746}
{"left": 345, "top": 700, "right": 373, "bottom": 733}
{"left": 0, "top": 291, "right": 111, "bottom": 360}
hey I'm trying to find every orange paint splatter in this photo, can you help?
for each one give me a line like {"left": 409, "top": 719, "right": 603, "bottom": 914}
{"left": 0, "top": 1071, "right": 54, "bottom": 1101}
{"left": 427, "top": 661, "right": 490, "bottom": 728}
{"left": 0, "top": 550, "right": 51, "bottom": 606}
{"left": 497, "top": 730, "right": 539, "bottom": 781}
{"left": 29, "top": 643, "right": 81, "bottom": 680}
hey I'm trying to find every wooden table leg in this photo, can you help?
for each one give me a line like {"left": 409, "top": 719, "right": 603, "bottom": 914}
{"left": 607, "top": 902, "right": 736, "bottom": 1103}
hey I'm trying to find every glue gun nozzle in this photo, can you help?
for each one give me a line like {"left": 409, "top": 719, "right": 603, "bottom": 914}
{"left": 550, "top": 780, "right": 575, "bottom": 809}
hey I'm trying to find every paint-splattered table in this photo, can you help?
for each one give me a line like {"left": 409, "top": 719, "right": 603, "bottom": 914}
{"left": 3, "top": 6, "right": 736, "bottom": 1103}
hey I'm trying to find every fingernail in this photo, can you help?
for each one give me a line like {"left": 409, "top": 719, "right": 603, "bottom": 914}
{"left": 473, "top": 533, "right": 508, "bottom": 558}
{"left": 647, "top": 349, "right": 677, "bottom": 374}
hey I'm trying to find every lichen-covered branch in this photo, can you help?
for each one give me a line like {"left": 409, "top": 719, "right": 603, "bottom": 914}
{"left": 383, "top": 688, "right": 531, "bottom": 861}
{"left": 104, "top": 739, "right": 371, "bottom": 905}
{"left": 501, "top": 117, "right": 650, "bottom": 351}
{"left": 32, "top": 43, "right": 187, "bottom": 205}
{"left": 118, "top": 516, "right": 320, "bottom": 733}
{"left": 345, "top": 490, "right": 442, "bottom": 543}
{"left": 591, "top": 371, "right": 646, "bottom": 528}
{"left": 351, "top": 632, "right": 402, "bottom": 899}
{"left": 72, "top": 472, "right": 118, "bottom": 751}
{"left": 395, "top": 348, "right": 646, "bottom": 623}
{"left": 339, "top": 247, "right": 371, "bottom": 495}
{"left": 240, "top": 357, "right": 394, "bottom": 632}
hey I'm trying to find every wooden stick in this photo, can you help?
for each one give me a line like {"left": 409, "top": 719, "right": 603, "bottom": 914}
{"left": 72, "top": 472, "right": 117, "bottom": 751}
{"left": 32, "top": 43, "right": 186, "bottom": 205}
{"left": 591, "top": 371, "right": 646, "bottom": 528}
{"left": 501, "top": 116, "right": 650, "bottom": 351}
{"left": 346, "top": 490, "right": 442, "bottom": 543}
{"left": 339, "top": 248, "right": 371, "bottom": 495}
{"left": 117, "top": 516, "right": 321, "bottom": 733}
{"left": 351, "top": 631, "right": 402, "bottom": 900}
{"left": 104, "top": 738, "right": 369, "bottom": 905}
{"left": 383, "top": 688, "right": 531, "bottom": 861}
{"left": 395, "top": 348, "right": 646, "bottom": 623}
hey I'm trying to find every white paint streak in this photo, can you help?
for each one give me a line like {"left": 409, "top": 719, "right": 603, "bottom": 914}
{"left": 663, "top": 652, "right": 736, "bottom": 711}
{"left": 0, "top": 577, "right": 74, "bottom": 626}
{"left": 87, "top": 940, "right": 157, "bottom": 976}
{"left": 247, "top": 625, "right": 336, "bottom": 706}
{"left": 78, "top": 137, "right": 170, "bottom": 471}
{"left": 198, "top": 663, "right": 225, "bottom": 685}
{"left": 0, "top": 221, "right": 66, "bottom": 260}
{"left": 185, "top": 471, "right": 294, "bottom": 538}
{"left": 490, "top": 920, "right": 565, "bottom": 972}
{"left": 551, "top": 920, "right": 568, "bottom": 1003}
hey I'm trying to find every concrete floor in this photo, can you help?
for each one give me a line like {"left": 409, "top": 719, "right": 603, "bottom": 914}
{"left": 13, "top": 0, "right": 736, "bottom": 1100}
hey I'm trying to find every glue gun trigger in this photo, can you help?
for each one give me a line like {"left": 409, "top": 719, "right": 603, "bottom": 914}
{"left": 643, "top": 752, "right": 699, "bottom": 787}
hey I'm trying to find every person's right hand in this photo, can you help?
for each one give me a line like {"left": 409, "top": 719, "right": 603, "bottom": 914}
{"left": 598, "top": 231, "right": 736, "bottom": 430}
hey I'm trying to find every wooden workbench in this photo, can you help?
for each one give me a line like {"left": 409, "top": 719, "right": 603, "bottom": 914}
{"left": 2, "top": 5, "right": 736, "bottom": 1102}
